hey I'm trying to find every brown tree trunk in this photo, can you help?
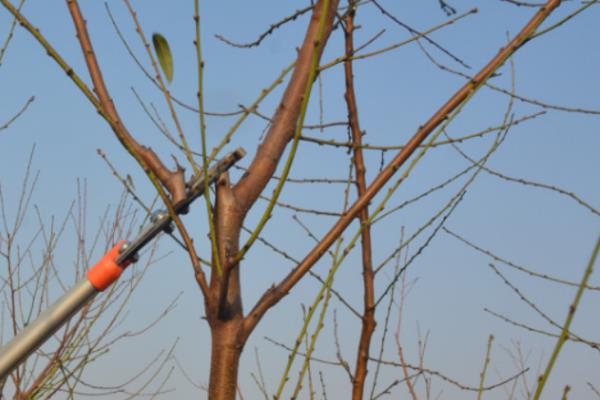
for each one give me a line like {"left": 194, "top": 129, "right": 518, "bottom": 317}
{"left": 207, "top": 173, "right": 245, "bottom": 400}
{"left": 208, "top": 319, "right": 244, "bottom": 400}
{"left": 204, "top": 2, "right": 340, "bottom": 398}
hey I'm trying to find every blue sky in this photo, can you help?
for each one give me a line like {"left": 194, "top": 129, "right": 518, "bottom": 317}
{"left": 1, "top": 1, "right": 599, "bottom": 398}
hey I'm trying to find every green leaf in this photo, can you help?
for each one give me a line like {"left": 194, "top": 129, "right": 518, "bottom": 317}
{"left": 152, "top": 33, "right": 173, "bottom": 83}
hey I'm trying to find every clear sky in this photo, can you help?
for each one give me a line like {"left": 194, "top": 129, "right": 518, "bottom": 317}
{"left": 1, "top": 1, "right": 599, "bottom": 399}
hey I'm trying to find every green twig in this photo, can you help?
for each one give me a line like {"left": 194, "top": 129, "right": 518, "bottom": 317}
{"left": 477, "top": 335, "right": 495, "bottom": 400}
{"left": 193, "top": 0, "right": 221, "bottom": 274}
{"left": 532, "top": 236, "right": 600, "bottom": 400}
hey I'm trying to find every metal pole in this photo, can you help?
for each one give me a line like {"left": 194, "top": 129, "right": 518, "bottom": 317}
{"left": 0, "top": 279, "right": 98, "bottom": 380}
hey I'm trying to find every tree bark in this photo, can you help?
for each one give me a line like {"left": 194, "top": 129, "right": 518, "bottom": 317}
{"left": 208, "top": 318, "right": 245, "bottom": 400}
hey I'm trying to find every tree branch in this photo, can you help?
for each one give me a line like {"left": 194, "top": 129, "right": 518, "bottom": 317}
{"left": 342, "top": 4, "right": 377, "bottom": 400}
{"left": 242, "top": 0, "right": 563, "bottom": 339}
{"left": 65, "top": 0, "right": 187, "bottom": 204}
{"left": 232, "top": 0, "right": 340, "bottom": 211}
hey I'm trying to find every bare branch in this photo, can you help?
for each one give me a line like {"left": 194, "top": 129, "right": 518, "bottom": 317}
{"left": 243, "top": 0, "right": 564, "bottom": 339}
{"left": 215, "top": 5, "right": 314, "bottom": 49}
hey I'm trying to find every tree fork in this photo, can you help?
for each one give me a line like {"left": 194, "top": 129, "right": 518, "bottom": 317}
{"left": 207, "top": 172, "right": 245, "bottom": 399}
{"left": 205, "top": 1, "right": 339, "bottom": 398}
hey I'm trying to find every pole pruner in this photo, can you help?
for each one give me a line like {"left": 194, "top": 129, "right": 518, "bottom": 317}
{"left": 0, "top": 148, "right": 246, "bottom": 380}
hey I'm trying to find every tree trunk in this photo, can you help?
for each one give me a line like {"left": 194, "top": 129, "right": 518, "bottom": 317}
{"left": 204, "top": 2, "right": 341, "bottom": 398}
{"left": 208, "top": 318, "right": 244, "bottom": 400}
{"left": 207, "top": 173, "right": 245, "bottom": 400}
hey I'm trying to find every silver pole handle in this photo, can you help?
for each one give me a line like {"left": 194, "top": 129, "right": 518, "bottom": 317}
{"left": 0, "top": 279, "right": 98, "bottom": 381}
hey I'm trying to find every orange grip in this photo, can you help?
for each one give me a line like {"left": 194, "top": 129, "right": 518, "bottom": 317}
{"left": 87, "top": 241, "right": 132, "bottom": 291}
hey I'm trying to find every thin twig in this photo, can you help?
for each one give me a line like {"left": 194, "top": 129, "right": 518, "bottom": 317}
{"left": 532, "top": 236, "right": 600, "bottom": 399}
{"left": 215, "top": 5, "right": 314, "bottom": 48}
{"left": 0, "top": 97, "right": 35, "bottom": 132}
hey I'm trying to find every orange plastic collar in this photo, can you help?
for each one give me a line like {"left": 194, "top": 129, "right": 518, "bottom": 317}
{"left": 87, "top": 240, "right": 132, "bottom": 291}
